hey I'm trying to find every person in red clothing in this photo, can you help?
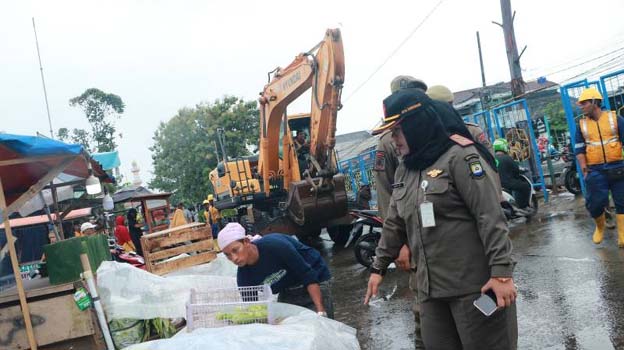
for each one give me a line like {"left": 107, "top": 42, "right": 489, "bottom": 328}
{"left": 114, "top": 216, "right": 136, "bottom": 252}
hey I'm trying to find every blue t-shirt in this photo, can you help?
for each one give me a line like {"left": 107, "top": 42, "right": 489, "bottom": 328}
{"left": 237, "top": 234, "right": 331, "bottom": 294}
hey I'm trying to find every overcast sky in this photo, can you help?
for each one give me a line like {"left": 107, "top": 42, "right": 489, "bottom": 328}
{"left": 2, "top": 0, "right": 623, "bottom": 186}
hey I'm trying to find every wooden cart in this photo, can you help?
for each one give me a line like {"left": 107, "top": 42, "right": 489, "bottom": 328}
{"left": 0, "top": 278, "right": 104, "bottom": 350}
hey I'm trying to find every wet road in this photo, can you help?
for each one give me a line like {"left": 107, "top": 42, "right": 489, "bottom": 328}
{"left": 317, "top": 193, "right": 624, "bottom": 349}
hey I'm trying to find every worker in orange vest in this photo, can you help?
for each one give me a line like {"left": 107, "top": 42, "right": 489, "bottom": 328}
{"left": 574, "top": 87, "right": 624, "bottom": 247}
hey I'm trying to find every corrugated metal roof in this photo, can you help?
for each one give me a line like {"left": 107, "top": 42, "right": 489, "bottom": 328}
{"left": 8, "top": 207, "right": 92, "bottom": 228}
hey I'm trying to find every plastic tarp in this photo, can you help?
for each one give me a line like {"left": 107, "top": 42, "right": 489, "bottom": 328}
{"left": 123, "top": 303, "right": 360, "bottom": 350}
{"left": 97, "top": 256, "right": 360, "bottom": 350}
{"left": 0, "top": 133, "right": 110, "bottom": 209}
{"left": 97, "top": 255, "right": 238, "bottom": 320}
{"left": 92, "top": 151, "right": 121, "bottom": 171}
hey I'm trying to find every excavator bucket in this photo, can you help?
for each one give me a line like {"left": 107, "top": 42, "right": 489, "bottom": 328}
{"left": 286, "top": 174, "right": 348, "bottom": 226}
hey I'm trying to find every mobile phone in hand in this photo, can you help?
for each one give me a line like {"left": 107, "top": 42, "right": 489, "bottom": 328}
{"left": 473, "top": 290, "right": 498, "bottom": 316}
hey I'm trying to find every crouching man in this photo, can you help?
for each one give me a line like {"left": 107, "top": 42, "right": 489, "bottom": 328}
{"left": 218, "top": 223, "right": 334, "bottom": 318}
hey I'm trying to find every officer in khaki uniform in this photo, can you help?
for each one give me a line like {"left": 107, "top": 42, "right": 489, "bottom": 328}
{"left": 375, "top": 75, "right": 428, "bottom": 349}
{"left": 366, "top": 88, "right": 517, "bottom": 349}
{"left": 427, "top": 84, "right": 493, "bottom": 154}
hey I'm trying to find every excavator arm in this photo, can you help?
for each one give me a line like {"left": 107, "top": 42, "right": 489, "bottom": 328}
{"left": 258, "top": 28, "right": 345, "bottom": 194}
{"left": 309, "top": 29, "right": 345, "bottom": 174}
{"left": 252, "top": 28, "right": 348, "bottom": 232}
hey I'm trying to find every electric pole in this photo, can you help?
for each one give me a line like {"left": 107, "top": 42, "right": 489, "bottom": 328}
{"left": 476, "top": 31, "right": 489, "bottom": 111}
{"left": 32, "top": 17, "right": 54, "bottom": 138}
{"left": 494, "top": 0, "right": 527, "bottom": 98}
{"left": 476, "top": 31, "right": 487, "bottom": 89}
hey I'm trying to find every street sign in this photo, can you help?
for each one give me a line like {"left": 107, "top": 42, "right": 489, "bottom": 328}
{"left": 536, "top": 118, "right": 546, "bottom": 134}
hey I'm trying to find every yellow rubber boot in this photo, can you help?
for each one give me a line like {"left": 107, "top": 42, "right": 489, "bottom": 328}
{"left": 617, "top": 214, "right": 624, "bottom": 248}
{"left": 592, "top": 213, "right": 606, "bottom": 244}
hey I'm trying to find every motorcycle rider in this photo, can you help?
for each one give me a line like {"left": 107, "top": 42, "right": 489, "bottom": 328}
{"left": 493, "top": 138, "right": 531, "bottom": 212}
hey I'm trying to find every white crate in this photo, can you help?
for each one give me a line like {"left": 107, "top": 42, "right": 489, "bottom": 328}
{"left": 186, "top": 285, "right": 274, "bottom": 331}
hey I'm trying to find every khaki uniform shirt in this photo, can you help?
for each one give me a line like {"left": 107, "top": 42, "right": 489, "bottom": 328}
{"left": 465, "top": 122, "right": 493, "bottom": 155}
{"left": 373, "top": 132, "right": 400, "bottom": 219}
{"left": 373, "top": 142, "right": 514, "bottom": 301}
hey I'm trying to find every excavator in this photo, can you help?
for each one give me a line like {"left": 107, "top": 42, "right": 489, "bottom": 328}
{"left": 209, "top": 28, "right": 349, "bottom": 240}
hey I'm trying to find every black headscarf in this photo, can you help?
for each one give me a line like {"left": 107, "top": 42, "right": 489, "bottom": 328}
{"left": 383, "top": 89, "right": 455, "bottom": 170}
{"left": 382, "top": 88, "right": 497, "bottom": 171}
{"left": 430, "top": 99, "right": 498, "bottom": 171}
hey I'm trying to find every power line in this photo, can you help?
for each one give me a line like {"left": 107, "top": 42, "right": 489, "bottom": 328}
{"left": 342, "top": 0, "right": 444, "bottom": 103}
{"left": 523, "top": 32, "right": 624, "bottom": 76}
{"left": 526, "top": 45, "right": 624, "bottom": 82}
{"left": 558, "top": 51, "right": 624, "bottom": 85}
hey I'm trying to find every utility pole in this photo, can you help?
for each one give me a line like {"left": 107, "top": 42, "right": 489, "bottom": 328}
{"left": 493, "top": 0, "right": 527, "bottom": 99}
{"left": 476, "top": 31, "right": 487, "bottom": 89}
{"left": 476, "top": 31, "right": 488, "bottom": 112}
{"left": 32, "top": 17, "right": 54, "bottom": 138}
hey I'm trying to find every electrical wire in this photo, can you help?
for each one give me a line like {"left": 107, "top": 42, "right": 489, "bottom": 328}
{"left": 523, "top": 31, "right": 624, "bottom": 76}
{"left": 342, "top": 0, "right": 444, "bottom": 104}
{"left": 526, "top": 45, "right": 624, "bottom": 82}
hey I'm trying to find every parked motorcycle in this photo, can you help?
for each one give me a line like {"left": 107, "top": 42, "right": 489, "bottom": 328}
{"left": 109, "top": 239, "right": 146, "bottom": 269}
{"left": 501, "top": 170, "right": 539, "bottom": 220}
{"left": 561, "top": 158, "right": 582, "bottom": 195}
{"left": 348, "top": 210, "right": 383, "bottom": 268}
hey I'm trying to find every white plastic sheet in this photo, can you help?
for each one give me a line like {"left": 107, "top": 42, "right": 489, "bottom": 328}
{"left": 96, "top": 255, "right": 237, "bottom": 320}
{"left": 123, "top": 303, "right": 360, "bottom": 350}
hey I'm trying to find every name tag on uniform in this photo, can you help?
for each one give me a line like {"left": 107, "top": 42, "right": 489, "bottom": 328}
{"left": 419, "top": 180, "right": 435, "bottom": 227}
{"left": 420, "top": 201, "right": 436, "bottom": 228}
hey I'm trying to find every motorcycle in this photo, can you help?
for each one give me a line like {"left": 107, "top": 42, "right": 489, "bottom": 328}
{"left": 109, "top": 239, "right": 146, "bottom": 269}
{"left": 347, "top": 210, "right": 383, "bottom": 268}
{"left": 561, "top": 158, "right": 582, "bottom": 195}
{"left": 501, "top": 170, "right": 539, "bottom": 220}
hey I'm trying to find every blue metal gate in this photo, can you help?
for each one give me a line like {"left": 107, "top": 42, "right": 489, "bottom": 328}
{"left": 471, "top": 110, "right": 497, "bottom": 143}
{"left": 600, "top": 70, "right": 624, "bottom": 115}
{"left": 492, "top": 99, "right": 549, "bottom": 202}
{"left": 338, "top": 149, "right": 378, "bottom": 207}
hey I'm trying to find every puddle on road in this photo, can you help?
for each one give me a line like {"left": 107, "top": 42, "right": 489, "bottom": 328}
{"left": 322, "top": 193, "right": 624, "bottom": 349}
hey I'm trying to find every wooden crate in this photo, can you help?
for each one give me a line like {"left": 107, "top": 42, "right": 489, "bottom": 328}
{"left": 140, "top": 223, "right": 216, "bottom": 275}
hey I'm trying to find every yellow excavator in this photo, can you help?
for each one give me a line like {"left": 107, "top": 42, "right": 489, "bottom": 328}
{"left": 209, "top": 28, "right": 349, "bottom": 240}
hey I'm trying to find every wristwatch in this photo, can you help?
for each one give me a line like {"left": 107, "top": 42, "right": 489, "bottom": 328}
{"left": 494, "top": 277, "right": 511, "bottom": 283}
{"left": 317, "top": 311, "right": 327, "bottom": 317}
{"left": 370, "top": 266, "right": 386, "bottom": 276}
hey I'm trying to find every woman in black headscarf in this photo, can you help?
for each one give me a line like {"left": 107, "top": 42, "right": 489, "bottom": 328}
{"left": 127, "top": 208, "right": 144, "bottom": 256}
{"left": 366, "top": 88, "right": 517, "bottom": 349}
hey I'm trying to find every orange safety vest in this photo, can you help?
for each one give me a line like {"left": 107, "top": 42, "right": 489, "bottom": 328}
{"left": 579, "top": 111, "right": 623, "bottom": 165}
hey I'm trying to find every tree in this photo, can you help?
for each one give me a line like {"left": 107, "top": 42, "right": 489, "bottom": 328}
{"left": 149, "top": 96, "right": 259, "bottom": 205}
{"left": 58, "top": 88, "right": 125, "bottom": 153}
{"left": 57, "top": 127, "right": 92, "bottom": 151}
{"left": 542, "top": 100, "right": 567, "bottom": 132}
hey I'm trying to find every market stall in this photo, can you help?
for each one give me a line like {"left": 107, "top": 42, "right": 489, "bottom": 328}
{"left": 113, "top": 186, "right": 172, "bottom": 234}
{"left": 0, "top": 133, "right": 111, "bottom": 350}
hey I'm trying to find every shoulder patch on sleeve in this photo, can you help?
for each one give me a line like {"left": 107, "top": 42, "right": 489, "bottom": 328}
{"left": 450, "top": 134, "right": 474, "bottom": 147}
{"left": 374, "top": 150, "right": 386, "bottom": 171}
{"left": 469, "top": 160, "right": 485, "bottom": 178}
{"left": 464, "top": 153, "right": 480, "bottom": 162}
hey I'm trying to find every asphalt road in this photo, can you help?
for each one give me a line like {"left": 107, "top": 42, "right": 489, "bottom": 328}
{"left": 318, "top": 192, "right": 624, "bottom": 350}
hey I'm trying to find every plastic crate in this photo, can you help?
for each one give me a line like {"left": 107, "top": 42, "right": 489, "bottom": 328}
{"left": 186, "top": 285, "right": 274, "bottom": 331}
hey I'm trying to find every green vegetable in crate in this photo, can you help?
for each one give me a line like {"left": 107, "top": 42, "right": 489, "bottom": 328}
{"left": 215, "top": 305, "right": 268, "bottom": 324}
